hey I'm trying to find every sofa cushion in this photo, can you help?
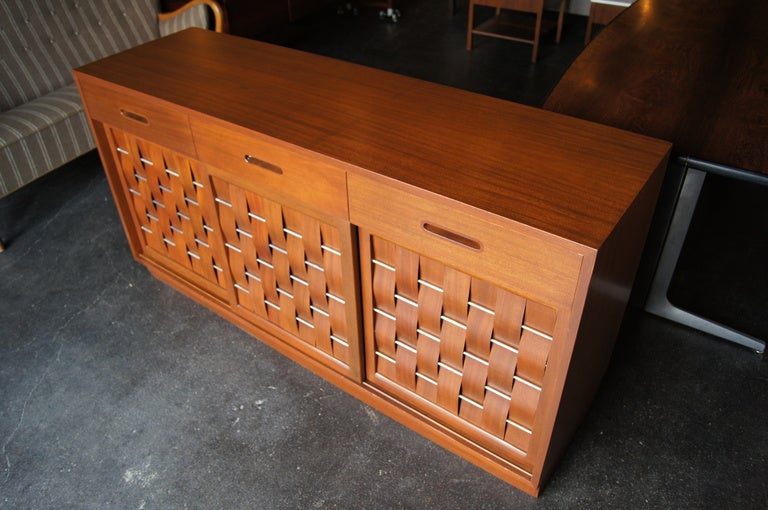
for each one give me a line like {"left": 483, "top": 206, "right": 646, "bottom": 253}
{"left": 0, "top": 84, "right": 93, "bottom": 196}
{"left": 0, "top": 0, "right": 161, "bottom": 112}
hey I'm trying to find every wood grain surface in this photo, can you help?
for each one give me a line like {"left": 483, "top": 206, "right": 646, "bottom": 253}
{"left": 544, "top": 0, "right": 768, "bottom": 175}
{"left": 76, "top": 28, "right": 670, "bottom": 249}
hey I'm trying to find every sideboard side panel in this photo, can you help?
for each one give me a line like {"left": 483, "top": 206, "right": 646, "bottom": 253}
{"left": 540, "top": 156, "right": 668, "bottom": 483}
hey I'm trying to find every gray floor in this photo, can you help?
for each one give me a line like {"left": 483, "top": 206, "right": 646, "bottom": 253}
{"left": 2, "top": 1, "right": 767, "bottom": 508}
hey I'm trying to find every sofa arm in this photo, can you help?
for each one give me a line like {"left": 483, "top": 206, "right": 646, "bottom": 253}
{"left": 158, "top": 0, "right": 225, "bottom": 36}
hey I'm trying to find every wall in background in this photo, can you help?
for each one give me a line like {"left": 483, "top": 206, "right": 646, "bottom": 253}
{"left": 546, "top": 0, "right": 590, "bottom": 16}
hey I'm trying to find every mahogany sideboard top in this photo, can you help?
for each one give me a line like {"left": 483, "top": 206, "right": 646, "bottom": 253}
{"left": 76, "top": 28, "right": 670, "bottom": 250}
{"left": 544, "top": 0, "right": 768, "bottom": 176}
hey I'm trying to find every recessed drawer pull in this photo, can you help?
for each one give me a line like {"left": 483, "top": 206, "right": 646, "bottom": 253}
{"left": 243, "top": 154, "right": 283, "bottom": 175}
{"left": 120, "top": 108, "right": 148, "bottom": 125}
{"left": 422, "top": 222, "right": 482, "bottom": 251}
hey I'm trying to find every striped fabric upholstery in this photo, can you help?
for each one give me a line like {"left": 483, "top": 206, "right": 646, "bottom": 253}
{"left": 0, "top": 0, "right": 211, "bottom": 198}
{"left": 0, "top": 85, "right": 92, "bottom": 196}
{"left": 0, "top": 0, "right": 160, "bottom": 112}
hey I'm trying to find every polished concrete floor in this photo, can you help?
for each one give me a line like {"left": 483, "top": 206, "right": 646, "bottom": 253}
{"left": 1, "top": 1, "right": 766, "bottom": 508}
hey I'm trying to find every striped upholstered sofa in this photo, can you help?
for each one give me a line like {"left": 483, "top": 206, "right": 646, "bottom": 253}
{"left": 0, "top": 0, "right": 222, "bottom": 251}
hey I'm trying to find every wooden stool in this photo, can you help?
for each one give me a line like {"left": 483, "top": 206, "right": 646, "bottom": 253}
{"left": 467, "top": 0, "right": 566, "bottom": 63}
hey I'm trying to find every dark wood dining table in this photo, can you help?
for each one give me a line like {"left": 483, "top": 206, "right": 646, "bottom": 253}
{"left": 544, "top": 0, "right": 768, "bottom": 352}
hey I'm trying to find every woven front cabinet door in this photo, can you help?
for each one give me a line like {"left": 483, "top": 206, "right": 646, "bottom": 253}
{"left": 106, "top": 127, "right": 231, "bottom": 302}
{"left": 208, "top": 175, "right": 360, "bottom": 379}
{"left": 360, "top": 232, "right": 566, "bottom": 478}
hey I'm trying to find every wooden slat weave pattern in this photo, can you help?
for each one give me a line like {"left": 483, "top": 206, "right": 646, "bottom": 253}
{"left": 211, "top": 176, "right": 351, "bottom": 367}
{"left": 367, "top": 235, "right": 557, "bottom": 456}
{"left": 110, "top": 128, "right": 227, "bottom": 289}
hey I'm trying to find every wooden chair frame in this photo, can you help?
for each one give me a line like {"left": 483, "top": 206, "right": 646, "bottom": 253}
{"left": 467, "top": 0, "right": 566, "bottom": 63}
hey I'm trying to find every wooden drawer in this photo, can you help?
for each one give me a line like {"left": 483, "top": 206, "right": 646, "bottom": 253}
{"left": 77, "top": 78, "right": 195, "bottom": 157}
{"left": 190, "top": 116, "right": 349, "bottom": 220}
{"left": 348, "top": 172, "right": 584, "bottom": 310}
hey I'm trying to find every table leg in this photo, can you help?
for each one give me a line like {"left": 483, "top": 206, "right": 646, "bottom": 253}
{"left": 645, "top": 167, "right": 766, "bottom": 353}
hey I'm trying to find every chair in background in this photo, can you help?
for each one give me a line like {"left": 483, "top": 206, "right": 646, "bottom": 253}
{"left": 467, "top": 0, "right": 566, "bottom": 63}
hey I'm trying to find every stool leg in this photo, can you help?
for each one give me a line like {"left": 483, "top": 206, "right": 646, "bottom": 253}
{"left": 585, "top": 14, "right": 594, "bottom": 44}
{"left": 556, "top": 0, "right": 565, "bottom": 43}
{"left": 531, "top": 9, "right": 543, "bottom": 63}
{"left": 0, "top": 240, "right": 5, "bottom": 253}
{"left": 466, "top": 2, "right": 475, "bottom": 51}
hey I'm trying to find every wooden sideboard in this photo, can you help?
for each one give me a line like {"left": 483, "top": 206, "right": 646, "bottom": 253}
{"left": 74, "top": 28, "right": 670, "bottom": 496}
